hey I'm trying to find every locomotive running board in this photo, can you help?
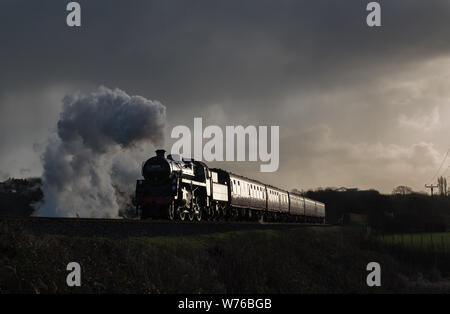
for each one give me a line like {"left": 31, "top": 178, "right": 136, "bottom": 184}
{"left": 181, "top": 179, "right": 207, "bottom": 187}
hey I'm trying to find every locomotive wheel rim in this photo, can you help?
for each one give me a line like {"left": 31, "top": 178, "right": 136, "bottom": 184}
{"left": 206, "top": 207, "right": 211, "bottom": 221}
{"left": 189, "top": 198, "right": 197, "bottom": 221}
{"left": 179, "top": 209, "right": 186, "bottom": 221}
{"left": 221, "top": 205, "right": 227, "bottom": 217}
{"left": 195, "top": 207, "right": 202, "bottom": 221}
{"left": 168, "top": 204, "right": 175, "bottom": 220}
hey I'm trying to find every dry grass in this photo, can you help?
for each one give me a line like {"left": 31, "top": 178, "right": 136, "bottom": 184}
{"left": 0, "top": 222, "right": 429, "bottom": 294}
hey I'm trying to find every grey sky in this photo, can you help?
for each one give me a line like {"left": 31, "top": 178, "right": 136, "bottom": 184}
{"left": 1, "top": 0, "right": 450, "bottom": 193}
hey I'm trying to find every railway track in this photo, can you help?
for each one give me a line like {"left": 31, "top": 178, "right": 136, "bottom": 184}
{"left": 0, "top": 215, "right": 330, "bottom": 238}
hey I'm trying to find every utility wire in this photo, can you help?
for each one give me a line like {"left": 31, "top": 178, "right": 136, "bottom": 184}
{"left": 441, "top": 165, "right": 450, "bottom": 178}
{"left": 429, "top": 147, "right": 450, "bottom": 183}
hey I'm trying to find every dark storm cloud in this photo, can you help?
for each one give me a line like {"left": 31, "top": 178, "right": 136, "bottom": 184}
{"left": 1, "top": 0, "right": 450, "bottom": 109}
{"left": 1, "top": 0, "right": 450, "bottom": 192}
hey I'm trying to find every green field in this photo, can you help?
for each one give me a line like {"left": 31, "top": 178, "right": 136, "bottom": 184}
{"left": 378, "top": 232, "right": 450, "bottom": 252}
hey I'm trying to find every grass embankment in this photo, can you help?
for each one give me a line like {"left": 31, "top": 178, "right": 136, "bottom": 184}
{"left": 0, "top": 222, "right": 433, "bottom": 293}
{"left": 378, "top": 232, "right": 450, "bottom": 251}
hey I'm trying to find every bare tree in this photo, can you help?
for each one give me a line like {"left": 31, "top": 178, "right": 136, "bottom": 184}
{"left": 392, "top": 185, "right": 413, "bottom": 196}
{"left": 438, "top": 176, "right": 447, "bottom": 196}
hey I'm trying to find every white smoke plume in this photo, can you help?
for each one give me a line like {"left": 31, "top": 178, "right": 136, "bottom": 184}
{"left": 37, "top": 86, "right": 166, "bottom": 217}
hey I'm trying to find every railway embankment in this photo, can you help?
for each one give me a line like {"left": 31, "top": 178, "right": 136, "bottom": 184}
{"left": 0, "top": 217, "right": 449, "bottom": 293}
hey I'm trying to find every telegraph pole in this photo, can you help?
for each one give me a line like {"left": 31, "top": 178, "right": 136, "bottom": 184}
{"left": 425, "top": 184, "right": 439, "bottom": 196}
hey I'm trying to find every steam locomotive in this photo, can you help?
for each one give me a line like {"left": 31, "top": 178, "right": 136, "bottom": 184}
{"left": 135, "top": 150, "right": 325, "bottom": 223}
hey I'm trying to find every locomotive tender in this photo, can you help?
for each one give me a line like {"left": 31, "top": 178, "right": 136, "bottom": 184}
{"left": 135, "top": 150, "right": 325, "bottom": 223}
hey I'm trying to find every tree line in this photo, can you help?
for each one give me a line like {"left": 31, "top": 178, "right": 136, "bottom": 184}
{"left": 305, "top": 185, "right": 450, "bottom": 232}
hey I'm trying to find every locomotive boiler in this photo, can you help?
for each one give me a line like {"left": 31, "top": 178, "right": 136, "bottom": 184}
{"left": 135, "top": 150, "right": 325, "bottom": 223}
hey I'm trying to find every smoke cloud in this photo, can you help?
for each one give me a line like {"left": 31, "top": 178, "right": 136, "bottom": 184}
{"left": 37, "top": 86, "right": 166, "bottom": 217}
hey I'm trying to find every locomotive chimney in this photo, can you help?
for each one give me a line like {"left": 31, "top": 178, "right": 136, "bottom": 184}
{"left": 155, "top": 149, "right": 166, "bottom": 158}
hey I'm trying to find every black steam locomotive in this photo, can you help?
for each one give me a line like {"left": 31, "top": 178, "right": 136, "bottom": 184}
{"left": 135, "top": 150, "right": 325, "bottom": 223}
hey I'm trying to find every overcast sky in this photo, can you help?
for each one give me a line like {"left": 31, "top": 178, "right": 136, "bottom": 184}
{"left": 1, "top": 0, "right": 450, "bottom": 193}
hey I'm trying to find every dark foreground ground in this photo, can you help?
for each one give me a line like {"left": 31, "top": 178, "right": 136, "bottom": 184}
{"left": 0, "top": 216, "right": 449, "bottom": 293}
